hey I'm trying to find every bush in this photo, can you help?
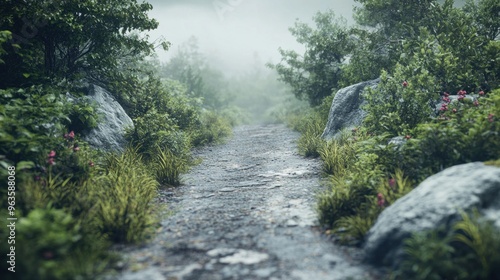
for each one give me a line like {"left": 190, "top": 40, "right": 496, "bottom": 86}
{"left": 0, "top": 85, "right": 98, "bottom": 164}
{"left": 190, "top": 110, "right": 233, "bottom": 146}
{"left": 363, "top": 65, "right": 437, "bottom": 136}
{"left": 1, "top": 208, "right": 109, "bottom": 280}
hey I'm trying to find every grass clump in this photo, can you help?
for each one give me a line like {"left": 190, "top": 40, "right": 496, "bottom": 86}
{"left": 89, "top": 148, "right": 159, "bottom": 243}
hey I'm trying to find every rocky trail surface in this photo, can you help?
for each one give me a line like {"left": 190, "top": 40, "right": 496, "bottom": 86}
{"left": 112, "top": 124, "right": 382, "bottom": 280}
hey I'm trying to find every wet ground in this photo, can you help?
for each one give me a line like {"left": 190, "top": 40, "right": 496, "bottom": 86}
{"left": 111, "top": 124, "right": 382, "bottom": 280}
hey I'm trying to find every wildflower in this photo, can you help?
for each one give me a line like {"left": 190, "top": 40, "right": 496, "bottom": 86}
{"left": 68, "top": 131, "right": 75, "bottom": 140}
{"left": 453, "top": 108, "right": 457, "bottom": 113}
{"left": 440, "top": 104, "right": 448, "bottom": 111}
{"left": 402, "top": 81, "right": 408, "bottom": 87}
{"left": 444, "top": 92, "right": 450, "bottom": 97}
{"left": 474, "top": 100, "right": 479, "bottom": 107}
{"left": 377, "top": 193, "right": 385, "bottom": 208}
{"left": 457, "top": 90, "right": 467, "bottom": 101}
{"left": 488, "top": 113, "right": 495, "bottom": 123}
{"left": 479, "top": 90, "right": 485, "bottom": 96}
{"left": 442, "top": 96, "right": 451, "bottom": 103}
{"left": 73, "top": 143, "right": 80, "bottom": 152}
{"left": 89, "top": 161, "right": 95, "bottom": 167}
{"left": 47, "top": 157, "right": 56, "bottom": 166}
{"left": 388, "top": 178, "right": 396, "bottom": 189}
{"left": 405, "top": 135, "right": 411, "bottom": 140}
{"left": 48, "top": 150, "right": 56, "bottom": 158}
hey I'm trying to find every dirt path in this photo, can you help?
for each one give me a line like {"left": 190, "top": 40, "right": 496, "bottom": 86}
{"left": 112, "top": 124, "right": 380, "bottom": 280}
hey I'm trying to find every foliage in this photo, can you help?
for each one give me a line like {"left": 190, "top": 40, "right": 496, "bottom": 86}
{"left": 161, "top": 37, "right": 231, "bottom": 110}
{"left": 190, "top": 110, "right": 233, "bottom": 147}
{"left": 268, "top": 10, "right": 354, "bottom": 106}
{"left": 151, "top": 146, "right": 189, "bottom": 186}
{"left": 89, "top": 148, "right": 159, "bottom": 243}
{"left": 394, "top": 210, "right": 500, "bottom": 280}
{"left": 0, "top": 85, "right": 98, "bottom": 164}
{"left": 2, "top": 208, "right": 110, "bottom": 280}
{"left": 362, "top": 60, "right": 438, "bottom": 136}
{"left": 0, "top": 30, "right": 13, "bottom": 64}
{"left": 0, "top": 0, "right": 165, "bottom": 86}
{"left": 294, "top": 112, "right": 326, "bottom": 157}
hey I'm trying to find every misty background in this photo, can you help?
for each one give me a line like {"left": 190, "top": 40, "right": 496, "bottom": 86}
{"left": 146, "top": 0, "right": 357, "bottom": 72}
{"left": 144, "top": 0, "right": 360, "bottom": 123}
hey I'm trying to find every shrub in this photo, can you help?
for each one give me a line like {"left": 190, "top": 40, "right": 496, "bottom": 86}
{"left": 363, "top": 65, "right": 438, "bottom": 136}
{"left": 190, "top": 110, "right": 233, "bottom": 146}
{"left": 0, "top": 86, "right": 98, "bottom": 164}
{"left": 1, "top": 208, "right": 109, "bottom": 280}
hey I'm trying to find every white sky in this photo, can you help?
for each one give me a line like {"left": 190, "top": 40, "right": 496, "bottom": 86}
{"left": 146, "top": 0, "right": 357, "bottom": 72}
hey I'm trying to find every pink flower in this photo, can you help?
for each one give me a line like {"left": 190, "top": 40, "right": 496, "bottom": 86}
{"left": 47, "top": 158, "right": 56, "bottom": 166}
{"left": 457, "top": 90, "right": 467, "bottom": 101}
{"left": 405, "top": 135, "right": 411, "bottom": 140}
{"left": 444, "top": 92, "right": 450, "bottom": 97}
{"left": 48, "top": 150, "right": 56, "bottom": 158}
{"left": 377, "top": 193, "right": 385, "bottom": 208}
{"left": 73, "top": 143, "right": 80, "bottom": 152}
{"left": 68, "top": 131, "right": 75, "bottom": 140}
{"left": 488, "top": 113, "right": 495, "bottom": 123}
{"left": 402, "top": 81, "right": 408, "bottom": 87}
{"left": 479, "top": 90, "right": 485, "bottom": 96}
{"left": 474, "top": 100, "right": 479, "bottom": 107}
{"left": 442, "top": 96, "right": 451, "bottom": 103}
{"left": 89, "top": 161, "right": 94, "bottom": 167}
{"left": 453, "top": 108, "right": 458, "bottom": 113}
{"left": 440, "top": 104, "right": 448, "bottom": 111}
{"left": 388, "top": 178, "right": 396, "bottom": 189}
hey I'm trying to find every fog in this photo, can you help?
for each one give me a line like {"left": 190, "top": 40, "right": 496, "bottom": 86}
{"left": 146, "top": 0, "right": 357, "bottom": 73}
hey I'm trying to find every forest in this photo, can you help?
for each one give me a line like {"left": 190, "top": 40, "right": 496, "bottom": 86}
{"left": 0, "top": 0, "right": 499, "bottom": 279}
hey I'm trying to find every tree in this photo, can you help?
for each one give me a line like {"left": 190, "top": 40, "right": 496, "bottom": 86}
{"left": 0, "top": 0, "right": 165, "bottom": 87}
{"left": 464, "top": 0, "right": 500, "bottom": 41}
{"left": 268, "top": 11, "right": 354, "bottom": 106}
{"left": 161, "top": 37, "right": 230, "bottom": 109}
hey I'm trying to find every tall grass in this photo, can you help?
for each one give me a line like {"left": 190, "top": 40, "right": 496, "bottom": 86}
{"left": 89, "top": 147, "right": 158, "bottom": 243}
{"left": 151, "top": 146, "right": 189, "bottom": 186}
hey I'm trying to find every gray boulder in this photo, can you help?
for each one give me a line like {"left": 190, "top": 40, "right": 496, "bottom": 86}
{"left": 83, "top": 85, "right": 133, "bottom": 152}
{"left": 364, "top": 162, "right": 500, "bottom": 267}
{"left": 321, "top": 78, "right": 380, "bottom": 140}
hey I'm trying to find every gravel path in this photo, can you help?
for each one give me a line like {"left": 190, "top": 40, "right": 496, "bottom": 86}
{"left": 111, "top": 124, "right": 382, "bottom": 280}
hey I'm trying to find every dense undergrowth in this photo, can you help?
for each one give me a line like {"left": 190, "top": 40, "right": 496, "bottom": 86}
{"left": 276, "top": 0, "right": 500, "bottom": 278}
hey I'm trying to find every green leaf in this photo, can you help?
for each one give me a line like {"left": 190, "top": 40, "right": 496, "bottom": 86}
{"left": 16, "top": 161, "right": 35, "bottom": 170}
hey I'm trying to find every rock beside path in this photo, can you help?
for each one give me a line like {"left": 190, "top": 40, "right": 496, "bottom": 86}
{"left": 322, "top": 78, "right": 379, "bottom": 140}
{"left": 364, "top": 162, "right": 500, "bottom": 267}
{"left": 82, "top": 85, "right": 133, "bottom": 152}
